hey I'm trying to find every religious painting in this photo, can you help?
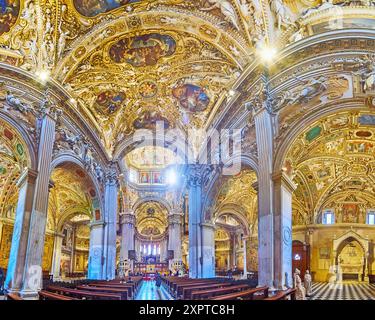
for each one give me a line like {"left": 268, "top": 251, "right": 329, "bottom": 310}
{"left": 140, "top": 172, "right": 150, "bottom": 184}
{"left": 133, "top": 111, "right": 170, "bottom": 130}
{"left": 73, "top": 0, "right": 141, "bottom": 17}
{"left": 329, "top": 116, "right": 349, "bottom": 129}
{"left": 95, "top": 90, "right": 126, "bottom": 114}
{"left": 0, "top": 0, "right": 20, "bottom": 36}
{"left": 359, "top": 114, "right": 375, "bottom": 126}
{"left": 347, "top": 141, "right": 374, "bottom": 153}
{"left": 355, "top": 130, "right": 372, "bottom": 138}
{"left": 319, "top": 247, "right": 330, "bottom": 259}
{"left": 139, "top": 80, "right": 158, "bottom": 99}
{"left": 172, "top": 84, "right": 210, "bottom": 112}
{"left": 153, "top": 171, "right": 162, "bottom": 184}
{"left": 342, "top": 204, "right": 359, "bottom": 223}
{"left": 109, "top": 33, "right": 176, "bottom": 67}
{"left": 305, "top": 126, "right": 322, "bottom": 142}
{"left": 95, "top": 209, "right": 101, "bottom": 221}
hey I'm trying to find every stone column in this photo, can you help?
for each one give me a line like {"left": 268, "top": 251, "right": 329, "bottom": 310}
{"left": 120, "top": 212, "right": 135, "bottom": 261}
{"left": 201, "top": 223, "right": 215, "bottom": 278}
{"left": 243, "top": 237, "right": 248, "bottom": 279}
{"left": 231, "top": 233, "right": 237, "bottom": 268}
{"left": 168, "top": 212, "right": 183, "bottom": 261}
{"left": 70, "top": 226, "right": 76, "bottom": 273}
{"left": 5, "top": 169, "right": 37, "bottom": 293}
{"left": 247, "top": 86, "right": 275, "bottom": 288}
{"left": 187, "top": 165, "right": 203, "bottom": 278}
{"left": 19, "top": 104, "right": 58, "bottom": 298}
{"left": 51, "top": 233, "right": 64, "bottom": 281}
{"left": 102, "top": 168, "right": 118, "bottom": 280}
{"left": 88, "top": 222, "right": 105, "bottom": 279}
{"left": 273, "top": 172, "right": 296, "bottom": 289}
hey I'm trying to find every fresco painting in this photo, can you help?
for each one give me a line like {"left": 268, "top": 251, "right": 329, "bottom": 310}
{"left": 172, "top": 84, "right": 210, "bottom": 112}
{"left": 73, "top": 0, "right": 141, "bottom": 17}
{"left": 0, "top": 0, "right": 20, "bottom": 36}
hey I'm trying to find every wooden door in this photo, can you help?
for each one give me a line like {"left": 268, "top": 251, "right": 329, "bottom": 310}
{"left": 292, "top": 241, "right": 310, "bottom": 279}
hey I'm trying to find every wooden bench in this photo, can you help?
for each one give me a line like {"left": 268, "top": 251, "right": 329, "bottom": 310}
{"left": 175, "top": 281, "right": 218, "bottom": 297}
{"left": 47, "top": 286, "right": 122, "bottom": 300}
{"left": 211, "top": 286, "right": 269, "bottom": 300}
{"left": 264, "top": 288, "right": 296, "bottom": 300}
{"left": 39, "top": 290, "right": 78, "bottom": 300}
{"left": 76, "top": 285, "right": 128, "bottom": 300}
{"left": 191, "top": 284, "right": 250, "bottom": 299}
{"left": 182, "top": 283, "right": 233, "bottom": 300}
{"left": 87, "top": 283, "right": 134, "bottom": 298}
{"left": 6, "top": 293, "right": 23, "bottom": 300}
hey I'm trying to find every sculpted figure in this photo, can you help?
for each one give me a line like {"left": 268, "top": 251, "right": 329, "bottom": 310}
{"left": 270, "top": 0, "right": 295, "bottom": 30}
{"left": 201, "top": 0, "right": 241, "bottom": 30}
{"left": 302, "top": 0, "right": 338, "bottom": 18}
{"left": 6, "top": 91, "right": 29, "bottom": 113}
{"left": 304, "top": 270, "right": 312, "bottom": 296}
{"left": 294, "top": 268, "right": 306, "bottom": 300}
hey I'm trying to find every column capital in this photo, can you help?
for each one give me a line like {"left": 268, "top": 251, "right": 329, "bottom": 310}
{"left": 16, "top": 168, "right": 38, "bottom": 187}
{"left": 244, "top": 81, "right": 273, "bottom": 117}
{"left": 168, "top": 213, "right": 183, "bottom": 225}
{"left": 89, "top": 221, "right": 105, "bottom": 229}
{"left": 119, "top": 212, "right": 135, "bottom": 225}
{"left": 272, "top": 171, "right": 297, "bottom": 194}
{"left": 200, "top": 222, "right": 216, "bottom": 230}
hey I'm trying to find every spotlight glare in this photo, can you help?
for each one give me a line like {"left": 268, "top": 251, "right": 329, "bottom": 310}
{"left": 37, "top": 70, "right": 50, "bottom": 82}
{"left": 166, "top": 169, "right": 177, "bottom": 185}
{"left": 258, "top": 46, "right": 277, "bottom": 64}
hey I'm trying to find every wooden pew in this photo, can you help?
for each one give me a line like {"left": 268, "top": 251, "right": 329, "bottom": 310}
{"left": 191, "top": 284, "right": 250, "bottom": 300}
{"left": 182, "top": 283, "right": 233, "bottom": 300}
{"left": 211, "top": 286, "right": 269, "bottom": 300}
{"left": 6, "top": 293, "right": 23, "bottom": 300}
{"left": 264, "top": 288, "right": 296, "bottom": 300}
{"left": 175, "top": 280, "right": 218, "bottom": 297}
{"left": 86, "top": 283, "right": 134, "bottom": 298}
{"left": 76, "top": 285, "right": 128, "bottom": 300}
{"left": 46, "top": 286, "right": 122, "bottom": 300}
{"left": 39, "top": 290, "right": 78, "bottom": 301}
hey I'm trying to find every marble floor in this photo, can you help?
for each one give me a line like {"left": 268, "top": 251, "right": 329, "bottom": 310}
{"left": 135, "top": 280, "right": 174, "bottom": 300}
{"left": 309, "top": 282, "right": 375, "bottom": 300}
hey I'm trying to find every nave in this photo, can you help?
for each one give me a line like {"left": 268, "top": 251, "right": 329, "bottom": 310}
{"left": 135, "top": 281, "right": 173, "bottom": 301}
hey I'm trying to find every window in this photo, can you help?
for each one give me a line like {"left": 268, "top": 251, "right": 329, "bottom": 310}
{"left": 323, "top": 210, "right": 334, "bottom": 225}
{"left": 129, "top": 169, "right": 138, "bottom": 183}
{"left": 367, "top": 211, "right": 375, "bottom": 225}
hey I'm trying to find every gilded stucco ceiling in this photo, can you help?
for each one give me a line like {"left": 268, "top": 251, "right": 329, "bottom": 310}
{"left": 286, "top": 112, "right": 375, "bottom": 226}
{"left": 47, "top": 163, "right": 98, "bottom": 232}
{"left": 0, "top": 0, "right": 340, "bottom": 158}
{"left": 125, "top": 145, "right": 181, "bottom": 170}
{"left": 135, "top": 201, "right": 168, "bottom": 237}
{"left": 0, "top": 118, "right": 29, "bottom": 219}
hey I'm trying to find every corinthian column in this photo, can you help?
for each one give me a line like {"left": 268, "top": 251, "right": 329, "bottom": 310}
{"left": 102, "top": 166, "right": 118, "bottom": 280}
{"left": 120, "top": 212, "right": 135, "bottom": 261}
{"left": 187, "top": 165, "right": 203, "bottom": 278}
{"left": 168, "top": 212, "right": 183, "bottom": 261}
{"left": 273, "top": 172, "right": 296, "bottom": 289}
{"left": 19, "top": 97, "right": 59, "bottom": 298}
{"left": 247, "top": 77, "right": 275, "bottom": 289}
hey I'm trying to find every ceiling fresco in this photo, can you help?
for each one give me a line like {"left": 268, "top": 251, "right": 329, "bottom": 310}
{"left": 135, "top": 201, "right": 168, "bottom": 238}
{"left": 47, "top": 163, "right": 99, "bottom": 232}
{"left": 286, "top": 112, "right": 375, "bottom": 226}
{"left": 0, "top": 118, "right": 29, "bottom": 219}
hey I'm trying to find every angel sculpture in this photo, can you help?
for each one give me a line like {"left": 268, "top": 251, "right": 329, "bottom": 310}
{"left": 201, "top": 0, "right": 241, "bottom": 30}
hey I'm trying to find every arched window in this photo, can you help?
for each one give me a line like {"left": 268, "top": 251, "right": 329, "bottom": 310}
{"left": 367, "top": 210, "right": 375, "bottom": 225}
{"left": 323, "top": 209, "right": 334, "bottom": 225}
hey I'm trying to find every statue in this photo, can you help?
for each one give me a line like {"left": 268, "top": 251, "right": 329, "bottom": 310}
{"left": 6, "top": 91, "right": 29, "bottom": 113}
{"left": 270, "top": 0, "right": 295, "bottom": 30}
{"left": 302, "top": 0, "right": 339, "bottom": 18}
{"left": 294, "top": 268, "right": 306, "bottom": 300}
{"left": 304, "top": 270, "right": 312, "bottom": 297}
{"left": 201, "top": 0, "right": 241, "bottom": 30}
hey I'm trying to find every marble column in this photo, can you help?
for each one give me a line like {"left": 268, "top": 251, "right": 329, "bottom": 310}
{"left": 231, "top": 233, "right": 237, "bottom": 268}
{"left": 20, "top": 107, "right": 58, "bottom": 298}
{"left": 102, "top": 168, "right": 118, "bottom": 280}
{"left": 187, "top": 165, "right": 203, "bottom": 278}
{"left": 249, "top": 91, "right": 275, "bottom": 288}
{"left": 4, "top": 169, "right": 38, "bottom": 293}
{"left": 70, "top": 226, "right": 76, "bottom": 273}
{"left": 273, "top": 172, "right": 296, "bottom": 289}
{"left": 168, "top": 212, "right": 183, "bottom": 261}
{"left": 243, "top": 237, "right": 248, "bottom": 279}
{"left": 201, "top": 223, "right": 215, "bottom": 278}
{"left": 88, "top": 222, "right": 105, "bottom": 279}
{"left": 51, "top": 233, "right": 64, "bottom": 281}
{"left": 120, "top": 212, "right": 135, "bottom": 261}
